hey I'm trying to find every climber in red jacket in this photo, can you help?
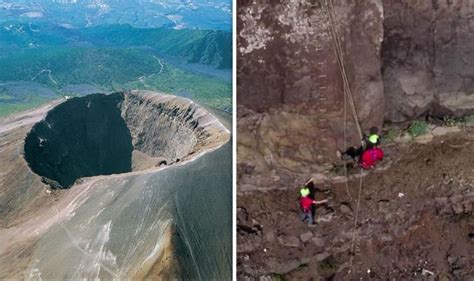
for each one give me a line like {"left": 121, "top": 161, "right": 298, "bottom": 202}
{"left": 299, "top": 184, "right": 329, "bottom": 226}
{"left": 359, "top": 146, "right": 384, "bottom": 169}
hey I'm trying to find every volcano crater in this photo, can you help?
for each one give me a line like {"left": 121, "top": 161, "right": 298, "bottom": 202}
{"left": 24, "top": 90, "right": 229, "bottom": 188}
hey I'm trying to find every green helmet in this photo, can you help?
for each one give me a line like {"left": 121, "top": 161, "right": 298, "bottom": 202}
{"left": 300, "top": 187, "right": 310, "bottom": 197}
{"left": 368, "top": 134, "right": 379, "bottom": 144}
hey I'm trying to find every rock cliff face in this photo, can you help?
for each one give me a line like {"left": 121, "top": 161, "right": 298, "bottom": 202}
{"left": 238, "top": 0, "right": 474, "bottom": 174}
{"left": 382, "top": 0, "right": 474, "bottom": 122}
{"left": 24, "top": 90, "right": 229, "bottom": 188}
{"left": 238, "top": 0, "right": 384, "bottom": 174}
{"left": 237, "top": 2, "right": 474, "bottom": 280}
{"left": 121, "top": 90, "right": 230, "bottom": 162}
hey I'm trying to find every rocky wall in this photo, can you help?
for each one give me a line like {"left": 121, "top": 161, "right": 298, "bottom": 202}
{"left": 121, "top": 90, "right": 230, "bottom": 162}
{"left": 237, "top": 0, "right": 384, "bottom": 174}
{"left": 382, "top": 0, "right": 474, "bottom": 122}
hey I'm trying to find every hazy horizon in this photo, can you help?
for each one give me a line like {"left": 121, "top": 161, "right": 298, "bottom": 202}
{"left": 0, "top": 0, "right": 232, "bottom": 30}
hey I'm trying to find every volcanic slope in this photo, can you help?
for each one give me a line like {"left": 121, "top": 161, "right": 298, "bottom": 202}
{"left": 0, "top": 90, "right": 231, "bottom": 280}
{"left": 237, "top": 130, "right": 474, "bottom": 280}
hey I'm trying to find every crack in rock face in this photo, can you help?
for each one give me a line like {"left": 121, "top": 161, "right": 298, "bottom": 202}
{"left": 24, "top": 90, "right": 229, "bottom": 188}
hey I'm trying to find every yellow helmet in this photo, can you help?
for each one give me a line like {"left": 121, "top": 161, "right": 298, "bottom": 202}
{"left": 300, "top": 187, "right": 310, "bottom": 197}
{"left": 368, "top": 134, "right": 379, "bottom": 144}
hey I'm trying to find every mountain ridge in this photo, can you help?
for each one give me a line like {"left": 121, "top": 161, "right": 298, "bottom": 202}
{"left": 0, "top": 22, "right": 231, "bottom": 69}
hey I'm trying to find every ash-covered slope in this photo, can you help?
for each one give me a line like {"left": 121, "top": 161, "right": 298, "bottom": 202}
{"left": 24, "top": 90, "right": 229, "bottom": 188}
{"left": 0, "top": 91, "right": 231, "bottom": 280}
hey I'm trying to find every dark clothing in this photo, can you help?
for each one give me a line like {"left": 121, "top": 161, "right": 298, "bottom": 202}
{"left": 345, "top": 146, "right": 364, "bottom": 159}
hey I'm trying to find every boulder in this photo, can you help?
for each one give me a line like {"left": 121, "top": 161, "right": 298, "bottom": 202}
{"left": 414, "top": 134, "right": 433, "bottom": 144}
{"left": 314, "top": 252, "right": 330, "bottom": 262}
{"left": 264, "top": 258, "right": 301, "bottom": 274}
{"left": 432, "top": 126, "right": 461, "bottom": 136}
{"left": 339, "top": 204, "right": 353, "bottom": 216}
{"left": 299, "top": 231, "right": 313, "bottom": 243}
{"left": 311, "top": 236, "right": 325, "bottom": 247}
{"left": 380, "top": 233, "right": 394, "bottom": 242}
{"left": 40, "top": 177, "right": 63, "bottom": 190}
{"left": 277, "top": 235, "right": 300, "bottom": 248}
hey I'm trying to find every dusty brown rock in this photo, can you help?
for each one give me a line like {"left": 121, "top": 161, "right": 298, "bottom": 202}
{"left": 122, "top": 90, "right": 230, "bottom": 162}
{"left": 339, "top": 203, "right": 353, "bottom": 215}
{"left": 299, "top": 231, "right": 313, "bottom": 243}
{"left": 264, "top": 258, "right": 301, "bottom": 275}
{"left": 382, "top": 0, "right": 474, "bottom": 122}
{"left": 311, "top": 236, "right": 325, "bottom": 247}
{"left": 277, "top": 235, "right": 300, "bottom": 248}
{"left": 432, "top": 126, "right": 461, "bottom": 136}
{"left": 237, "top": 2, "right": 474, "bottom": 279}
{"left": 238, "top": 133, "right": 474, "bottom": 280}
{"left": 237, "top": 0, "right": 384, "bottom": 174}
{"left": 314, "top": 252, "right": 330, "bottom": 262}
{"left": 0, "top": 91, "right": 231, "bottom": 280}
{"left": 238, "top": 1, "right": 474, "bottom": 178}
{"left": 415, "top": 134, "right": 434, "bottom": 144}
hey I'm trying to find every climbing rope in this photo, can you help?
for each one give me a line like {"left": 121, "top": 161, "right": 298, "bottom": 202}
{"left": 349, "top": 168, "right": 364, "bottom": 268}
{"left": 343, "top": 75, "right": 352, "bottom": 199}
{"left": 324, "top": 0, "right": 363, "bottom": 141}
{"left": 323, "top": 0, "right": 353, "bottom": 200}
{"left": 324, "top": 0, "right": 365, "bottom": 272}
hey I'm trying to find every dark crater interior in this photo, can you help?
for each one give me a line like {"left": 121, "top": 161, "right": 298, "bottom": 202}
{"left": 24, "top": 93, "right": 133, "bottom": 188}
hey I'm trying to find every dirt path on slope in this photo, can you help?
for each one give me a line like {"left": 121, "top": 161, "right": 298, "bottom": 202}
{"left": 238, "top": 132, "right": 474, "bottom": 280}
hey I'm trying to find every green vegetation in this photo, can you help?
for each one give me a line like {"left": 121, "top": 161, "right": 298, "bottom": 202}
{"left": 0, "top": 85, "right": 57, "bottom": 117}
{"left": 0, "top": 93, "right": 15, "bottom": 100}
{"left": 0, "top": 95, "right": 53, "bottom": 117}
{"left": 0, "top": 47, "right": 162, "bottom": 89}
{"left": 440, "top": 115, "right": 474, "bottom": 127}
{"left": 0, "top": 22, "right": 232, "bottom": 69}
{"left": 81, "top": 24, "right": 232, "bottom": 69}
{"left": 383, "top": 127, "right": 399, "bottom": 143}
{"left": 0, "top": 46, "right": 231, "bottom": 116}
{"left": 408, "top": 120, "right": 428, "bottom": 137}
{"left": 271, "top": 273, "right": 286, "bottom": 281}
{"left": 463, "top": 115, "right": 474, "bottom": 124}
{"left": 318, "top": 256, "right": 339, "bottom": 278}
{"left": 125, "top": 63, "right": 231, "bottom": 111}
{"left": 443, "top": 116, "right": 458, "bottom": 127}
{"left": 0, "top": 22, "right": 232, "bottom": 117}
